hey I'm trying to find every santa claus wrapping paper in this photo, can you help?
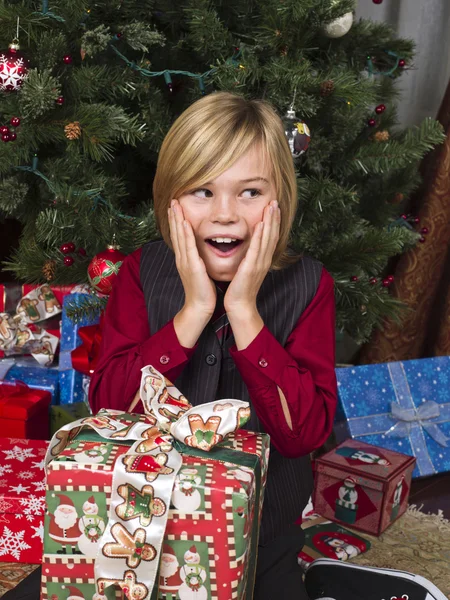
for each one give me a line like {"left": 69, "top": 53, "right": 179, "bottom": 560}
{"left": 41, "top": 365, "right": 269, "bottom": 600}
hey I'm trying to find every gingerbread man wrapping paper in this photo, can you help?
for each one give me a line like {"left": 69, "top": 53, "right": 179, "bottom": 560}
{"left": 0, "top": 284, "right": 63, "bottom": 365}
{"left": 41, "top": 365, "right": 270, "bottom": 600}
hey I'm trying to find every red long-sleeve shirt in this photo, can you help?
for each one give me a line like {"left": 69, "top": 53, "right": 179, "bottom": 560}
{"left": 89, "top": 247, "right": 337, "bottom": 458}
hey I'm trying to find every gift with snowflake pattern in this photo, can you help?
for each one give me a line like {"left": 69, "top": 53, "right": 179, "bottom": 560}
{"left": 0, "top": 437, "right": 49, "bottom": 563}
{"left": 59, "top": 294, "right": 100, "bottom": 405}
{"left": 334, "top": 356, "right": 450, "bottom": 478}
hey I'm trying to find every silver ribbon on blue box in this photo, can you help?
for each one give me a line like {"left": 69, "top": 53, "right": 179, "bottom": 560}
{"left": 337, "top": 360, "right": 450, "bottom": 477}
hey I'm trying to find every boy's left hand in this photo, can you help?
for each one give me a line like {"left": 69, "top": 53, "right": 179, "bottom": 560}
{"left": 224, "top": 200, "right": 281, "bottom": 315}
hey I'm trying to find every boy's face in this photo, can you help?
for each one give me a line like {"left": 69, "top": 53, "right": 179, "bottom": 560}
{"left": 178, "top": 143, "right": 277, "bottom": 281}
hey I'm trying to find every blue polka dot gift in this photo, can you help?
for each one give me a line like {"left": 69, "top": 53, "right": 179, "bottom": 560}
{"left": 334, "top": 356, "right": 450, "bottom": 479}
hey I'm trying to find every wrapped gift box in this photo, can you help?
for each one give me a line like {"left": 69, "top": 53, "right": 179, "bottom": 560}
{"left": 334, "top": 356, "right": 450, "bottom": 478}
{"left": 0, "top": 437, "right": 49, "bottom": 563}
{"left": 0, "top": 283, "right": 84, "bottom": 360}
{"left": 298, "top": 514, "right": 371, "bottom": 569}
{"left": 59, "top": 369, "right": 91, "bottom": 405}
{"left": 1, "top": 357, "right": 60, "bottom": 405}
{"left": 313, "top": 439, "right": 415, "bottom": 536}
{"left": 41, "top": 371, "right": 269, "bottom": 600}
{"left": 59, "top": 294, "right": 101, "bottom": 404}
{"left": 0, "top": 381, "right": 52, "bottom": 439}
{"left": 50, "top": 402, "right": 92, "bottom": 436}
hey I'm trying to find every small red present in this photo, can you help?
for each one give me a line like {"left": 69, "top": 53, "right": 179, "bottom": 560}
{"left": 312, "top": 439, "right": 416, "bottom": 536}
{"left": 0, "top": 382, "right": 51, "bottom": 440}
{"left": 0, "top": 437, "right": 49, "bottom": 563}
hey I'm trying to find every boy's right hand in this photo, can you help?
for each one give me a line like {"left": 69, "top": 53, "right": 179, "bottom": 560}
{"left": 168, "top": 199, "right": 217, "bottom": 318}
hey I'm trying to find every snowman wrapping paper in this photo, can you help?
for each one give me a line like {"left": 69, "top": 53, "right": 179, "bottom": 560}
{"left": 40, "top": 365, "right": 269, "bottom": 600}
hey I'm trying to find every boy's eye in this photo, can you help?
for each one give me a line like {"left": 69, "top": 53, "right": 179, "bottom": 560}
{"left": 191, "top": 188, "right": 261, "bottom": 198}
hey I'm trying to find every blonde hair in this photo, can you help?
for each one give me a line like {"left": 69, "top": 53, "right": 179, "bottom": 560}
{"left": 153, "top": 92, "right": 301, "bottom": 270}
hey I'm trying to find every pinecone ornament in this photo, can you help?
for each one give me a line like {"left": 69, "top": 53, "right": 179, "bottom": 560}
{"left": 64, "top": 121, "right": 82, "bottom": 140}
{"left": 320, "top": 80, "right": 335, "bottom": 97}
{"left": 42, "top": 259, "right": 56, "bottom": 281}
{"left": 373, "top": 130, "right": 390, "bottom": 142}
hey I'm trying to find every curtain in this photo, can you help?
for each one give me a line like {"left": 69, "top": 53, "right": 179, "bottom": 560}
{"left": 355, "top": 0, "right": 450, "bottom": 128}
{"left": 359, "top": 77, "right": 450, "bottom": 362}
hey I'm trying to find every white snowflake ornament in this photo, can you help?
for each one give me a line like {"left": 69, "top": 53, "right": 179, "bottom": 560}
{"left": 0, "top": 41, "right": 29, "bottom": 92}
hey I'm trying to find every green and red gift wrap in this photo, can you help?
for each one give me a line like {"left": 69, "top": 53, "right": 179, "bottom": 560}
{"left": 41, "top": 365, "right": 269, "bottom": 600}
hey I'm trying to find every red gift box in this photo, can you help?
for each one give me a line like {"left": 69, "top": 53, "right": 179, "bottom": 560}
{"left": 312, "top": 439, "right": 416, "bottom": 536}
{"left": 0, "top": 437, "right": 49, "bottom": 563}
{"left": 0, "top": 382, "right": 52, "bottom": 440}
{"left": 0, "top": 283, "right": 78, "bottom": 359}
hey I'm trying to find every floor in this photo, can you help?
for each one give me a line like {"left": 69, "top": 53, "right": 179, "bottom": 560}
{"left": 409, "top": 471, "right": 450, "bottom": 518}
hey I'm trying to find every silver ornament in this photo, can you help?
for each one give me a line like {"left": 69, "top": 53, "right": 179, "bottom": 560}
{"left": 283, "top": 108, "right": 311, "bottom": 158}
{"left": 322, "top": 12, "right": 353, "bottom": 38}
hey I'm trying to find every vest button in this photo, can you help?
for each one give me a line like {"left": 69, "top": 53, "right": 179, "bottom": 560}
{"left": 258, "top": 358, "right": 268, "bottom": 368}
{"left": 205, "top": 353, "right": 217, "bottom": 366}
{"left": 159, "top": 355, "right": 170, "bottom": 365}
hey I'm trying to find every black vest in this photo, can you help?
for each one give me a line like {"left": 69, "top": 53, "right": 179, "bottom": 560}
{"left": 140, "top": 240, "right": 322, "bottom": 545}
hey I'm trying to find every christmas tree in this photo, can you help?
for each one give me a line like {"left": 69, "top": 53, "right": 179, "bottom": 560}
{"left": 0, "top": 0, "right": 444, "bottom": 343}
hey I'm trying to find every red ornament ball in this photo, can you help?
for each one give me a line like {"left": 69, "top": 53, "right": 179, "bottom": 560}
{"left": 399, "top": 59, "right": 406, "bottom": 68}
{"left": 382, "top": 278, "right": 391, "bottom": 287}
{"left": 9, "top": 132, "right": 16, "bottom": 141}
{"left": 413, "top": 216, "right": 420, "bottom": 224}
{"left": 0, "top": 126, "right": 9, "bottom": 135}
{"left": 419, "top": 236, "right": 426, "bottom": 243}
{"left": 368, "top": 118, "right": 377, "bottom": 127}
{"left": 387, "top": 275, "right": 395, "bottom": 283}
{"left": 375, "top": 104, "right": 386, "bottom": 114}
{"left": 88, "top": 245, "right": 126, "bottom": 294}
{"left": 116, "top": 32, "right": 123, "bottom": 38}
{"left": 401, "top": 214, "right": 407, "bottom": 220}
{"left": 1, "top": 133, "right": 10, "bottom": 142}
{"left": 10, "top": 116, "right": 20, "bottom": 127}
{"left": 0, "top": 43, "right": 29, "bottom": 92}
{"left": 63, "top": 55, "right": 73, "bottom": 64}
{"left": 373, "top": 0, "right": 383, "bottom": 3}
{"left": 78, "top": 247, "right": 87, "bottom": 256}
{"left": 64, "top": 256, "right": 74, "bottom": 266}
{"left": 56, "top": 96, "right": 65, "bottom": 105}
{"left": 369, "top": 277, "right": 378, "bottom": 285}
{"left": 350, "top": 276, "right": 359, "bottom": 282}
{"left": 420, "top": 227, "right": 429, "bottom": 235}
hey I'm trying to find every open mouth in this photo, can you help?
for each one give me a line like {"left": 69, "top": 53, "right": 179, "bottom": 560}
{"left": 206, "top": 238, "right": 243, "bottom": 256}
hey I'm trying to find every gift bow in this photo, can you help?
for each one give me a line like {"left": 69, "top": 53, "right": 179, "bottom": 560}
{"left": 387, "top": 400, "right": 450, "bottom": 448}
{"left": 0, "top": 284, "right": 61, "bottom": 366}
{"left": 45, "top": 365, "right": 252, "bottom": 600}
{"left": 71, "top": 321, "right": 103, "bottom": 376}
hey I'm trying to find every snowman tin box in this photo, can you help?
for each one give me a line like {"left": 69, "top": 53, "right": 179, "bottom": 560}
{"left": 313, "top": 438, "right": 416, "bottom": 536}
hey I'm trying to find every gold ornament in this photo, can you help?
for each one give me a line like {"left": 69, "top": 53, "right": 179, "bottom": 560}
{"left": 374, "top": 130, "right": 390, "bottom": 143}
{"left": 42, "top": 259, "right": 56, "bottom": 282}
{"left": 320, "top": 80, "right": 335, "bottom": 97}
{"left": 65, "top": 121, "right": 82, "bottom": 140}
{"left": 388, "top": 192, "right": 405, "bottom": 204}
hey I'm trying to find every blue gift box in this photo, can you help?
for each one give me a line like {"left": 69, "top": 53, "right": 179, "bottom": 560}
{"left": 59, "top": 294, "right": 100, "bottom": 405}
{"left": 335, "top": 356, "right": 450, "bottom": 478}
{"left": 0, "top": 357, "right": 60, "bottom": 404}
{"left": 59, "top": 369, "right": 91, "bottom": 406}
